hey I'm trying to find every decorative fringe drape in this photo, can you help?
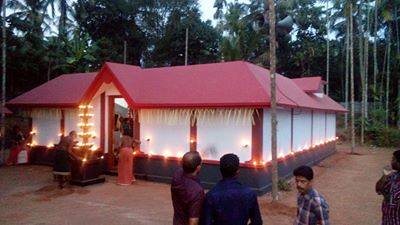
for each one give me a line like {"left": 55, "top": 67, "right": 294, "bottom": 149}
{"left": 20, "top": 108, "right": 62, "bottom": 119}
{"left": 139, "top": 108, "right": 257, "bottom": 126}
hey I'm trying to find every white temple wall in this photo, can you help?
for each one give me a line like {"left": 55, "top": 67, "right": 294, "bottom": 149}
{"left": 196, "top": 112, "right": 252, "bottom": 163}
{"left": 293, "top": 109, "right": 312, "bottom": 152}
{"left": 326, "top": 113, "right": 336, "bottom": 140}
{"left": 312, "top": 111, "right": 326, "bottom": 145}
{"left": 139, "top": 109, "right": 190, "bottom": 157}
{"left": 263, "top": 108, "right": 292, "bottom": 161}
{"left": 31, "top": 110, "right": 61, "bottom": 146}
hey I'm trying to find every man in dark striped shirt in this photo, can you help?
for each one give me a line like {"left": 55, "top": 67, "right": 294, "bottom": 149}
{"left": 376, "top": 150, "right": 400, "bottom": 225}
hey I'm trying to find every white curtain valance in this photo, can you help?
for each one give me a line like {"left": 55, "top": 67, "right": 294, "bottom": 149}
{"left": 139, "top": 108, "right": 257, "bottom": 126}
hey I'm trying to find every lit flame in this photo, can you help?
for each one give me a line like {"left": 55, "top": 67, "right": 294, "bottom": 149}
{"left": 252, "top": 161, "right": 257, "bottom": 166}
{"left": 47, "top": 143, "right": 54, "bottom": 148}
{"left": 177, "top": 152, "right": 184, "bottom": 158}
{"left": 163, "top": 150, "right": 171, "bottom": 158}
{"left": 100, "top": 156, "right": 104, "bottom": 159}
{"left": 190, "top": 139, "right": 195, "bottom": 144}
{"left": 82, "top": 158, "right": 87, "bottom": 162}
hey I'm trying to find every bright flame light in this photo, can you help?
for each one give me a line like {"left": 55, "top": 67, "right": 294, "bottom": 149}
{"left": 82, "top": 158, "right": 87, "bottom": 162}
{"left": 47, "top": 143, "right": 54, "bottom": 148}
{"left": 58, "top": 133, "right": 63, "bottom": 137}
{"left": 177, "top": 152, "right": 184, "bottom": 158}
{"left": 90, "top": 145, "right": 97, "bottom": 151}
{"left": 148, "top": 151, "right": 154, "bottom": 156}
{"left": 190, "top": 139, "right": 195, "bottom": 144}
{"left": 100, "top": 156, "right": 104, "bottom": 159}
{"left": 163, "top": 150, "right": 171, "bottom": 158}
{"left": 252, "top": 161, "right": 257, "bottom": 166}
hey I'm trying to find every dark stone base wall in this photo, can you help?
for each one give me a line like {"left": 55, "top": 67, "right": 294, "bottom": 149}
{"left": 134, "top": 142, "right": 336, "bottom": 195}
{"left": 28, "top": 142, "right": 336, "bottom": 195}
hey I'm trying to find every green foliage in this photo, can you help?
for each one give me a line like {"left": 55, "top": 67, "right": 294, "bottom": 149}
{"left": 278, "top": 178, "right": 292, "bottom": 192}
{"left": 365, "top": 108, "right": 400, "bottom": 147}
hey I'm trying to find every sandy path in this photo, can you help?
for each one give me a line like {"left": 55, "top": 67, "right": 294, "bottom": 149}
{"left": 0, "top": 144, "right": 391, "bottom": 225}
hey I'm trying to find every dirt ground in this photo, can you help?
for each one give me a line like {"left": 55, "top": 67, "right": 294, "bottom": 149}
{"left": 0, "top": 144, "right": 391, "bottom": 225}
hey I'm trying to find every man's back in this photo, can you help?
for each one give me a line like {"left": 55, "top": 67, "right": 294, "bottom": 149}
{"left": 202, "top": 178, "right": 262, "bottom": 225}
{"left": 171, "top": 169, "right": 204, "bottom": 225}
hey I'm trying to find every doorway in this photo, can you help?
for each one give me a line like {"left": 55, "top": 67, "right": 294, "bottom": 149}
{"left": 107, "top": 96, "right": 135, "bottom": 171}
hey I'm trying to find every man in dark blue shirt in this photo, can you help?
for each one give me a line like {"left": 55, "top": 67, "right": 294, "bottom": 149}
{"left": 202, "top": 153, "right": 263, "bottom": 225}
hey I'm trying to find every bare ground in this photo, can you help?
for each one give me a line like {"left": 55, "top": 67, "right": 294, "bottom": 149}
{"left": 0, "top": 144, "right": 391, "bottom": 225}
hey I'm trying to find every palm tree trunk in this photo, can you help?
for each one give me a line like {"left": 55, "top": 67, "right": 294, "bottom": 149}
{"left": 358, "top": 3, "right": 365, "bottom": 145}
{"left": 386, "top": 26, "right": 391, "bottom": 127}
{"left": 364, "top": 3, "right": 370, "bottom": 120}
{"left": 350, "top": 2, "right": 356, "bottom": 152}
{"left": 381, "top": 44, "right": 388, "bottom": 105}
{"left": 345, "top": 16, "right": 350, "bottom": 131}
{"left": 267, "top": 0, "right": 279, "bottom": 201}
{"left": 373, "top": 0, "right": 378, "bottom": 106}
{"left": 59, "top": 0, "right": 67, "bottom": 39}
{"left": 395, "top": 6, "right": 400, "bottom": 128}
{"left": 1, "top": 0, "right": 6, "bottom": 162}
{"left": 326, "top": 0, "right": 330, "bottom": 95}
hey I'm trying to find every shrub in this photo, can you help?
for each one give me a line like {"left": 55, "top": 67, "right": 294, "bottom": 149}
{"left": 278, "top": 179, "right": 292, "bottom": 192}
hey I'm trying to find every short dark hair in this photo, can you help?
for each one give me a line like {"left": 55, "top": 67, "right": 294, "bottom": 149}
{"left": 182, "top": 151, "right": 202, "bottom": 173}
{"left": 293, "top": 165, "right": 314, "bottom": 181}
{"left": 220, "top": 154, "right": 240, "bottom": 178}
{"left": 394, "top": 150, "right": 400, "bottom": 163}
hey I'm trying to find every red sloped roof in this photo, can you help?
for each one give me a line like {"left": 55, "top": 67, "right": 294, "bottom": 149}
{"left": 8, "top": 73, "right": 97, "bottom": 107}
{"left": 1, "top": 106, "right": 12, "bottom": 114}
{"left": 308, "top": 93, "right": 347, "bottom": 112}
{"left": 292, "top": 76, "right": 325, "bottom": 93}
{"left": 8, "top": 61, "right": 346, "bottom": 113}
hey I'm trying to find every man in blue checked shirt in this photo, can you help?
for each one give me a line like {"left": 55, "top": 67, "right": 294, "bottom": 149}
{"left": 293, "top": 165, "right": 330, "bottom": 225}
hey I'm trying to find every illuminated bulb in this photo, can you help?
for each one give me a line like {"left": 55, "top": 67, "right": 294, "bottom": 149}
{"left": 252, "top": 161, "right": 257, "bottom": 166}
{"left": 177, "top": 152, "right": 184, "bottom": 158}
{"left": 163, "top": 150, "right": 171, "bottom": 158}
{"left": 148, "top": 151, "right": 154, "bottom": 156}
{"left": 31, "top": 141, "right": 37, "bottom": 146}
{"left": 190, "top": 139, "right": 195, "bottom": 144}
{"left": 79, "top": 105, "right": 85, "bottom": 109}
{"left": 82, "top": 158, "right": 87, "bottom": 162}
{"left": 58, "top": 133, "right": 63, "bottom": 137}
{"left": 47, "top": 143, "right": 54, "bottom": 148}
{"left": 290, "top": 152, "right": 295, "bottom": 155}
{"left": 100, "top": 156, "right": 104, "bottom": 159}
{"left": 90, "top": 145, "right": 97, "bottom": 151}
{"left": 133, "top": 151, "right": 137, "bottom": 155}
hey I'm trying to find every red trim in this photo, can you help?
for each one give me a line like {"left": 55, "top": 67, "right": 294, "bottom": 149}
{"left": 60, "top": 110, "right": 65, "bottom": 136}
{"left": 134, "top": 110, "right": 141, "bottom": 152}
{"left": 311, "top": 110, "right": 314, "bottom": 146}
{"left": 190, "top": 111, "right": 197, "bottom": 152}
{"left": 107, "top": 96, "right": 116, "bottom": 169}
{"left": 251, "top": 109, "right": 263, "bottom": 162}
{"left": 100, "top": 92, "right": 105, "bottom": 153}
{"left": 7, "top": 103, "right": 78, "bottom": 108}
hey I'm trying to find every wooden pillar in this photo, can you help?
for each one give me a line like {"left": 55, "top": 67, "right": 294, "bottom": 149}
{"left": 189, "top": 111, "right": 197, "bottom": 152}
{"left": 311, "top": 110, "right": 314, "bottom": 147}
{"left": 325, "top": 112, "right": 327, "bottom": 140}
{"left": 290, "top": 109, "right": 294, "bottom": 152}
{"left": 134, "top": 109, "right": 141, "bottom": 152}
{"left": 251, "top": 109, "right": 263, "bottom": 162}
{"left": 100, "top": 93, "right": 105, "bottom": 153}
{"left": 60, "top": 110, "right": 65, "bottom": 136}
